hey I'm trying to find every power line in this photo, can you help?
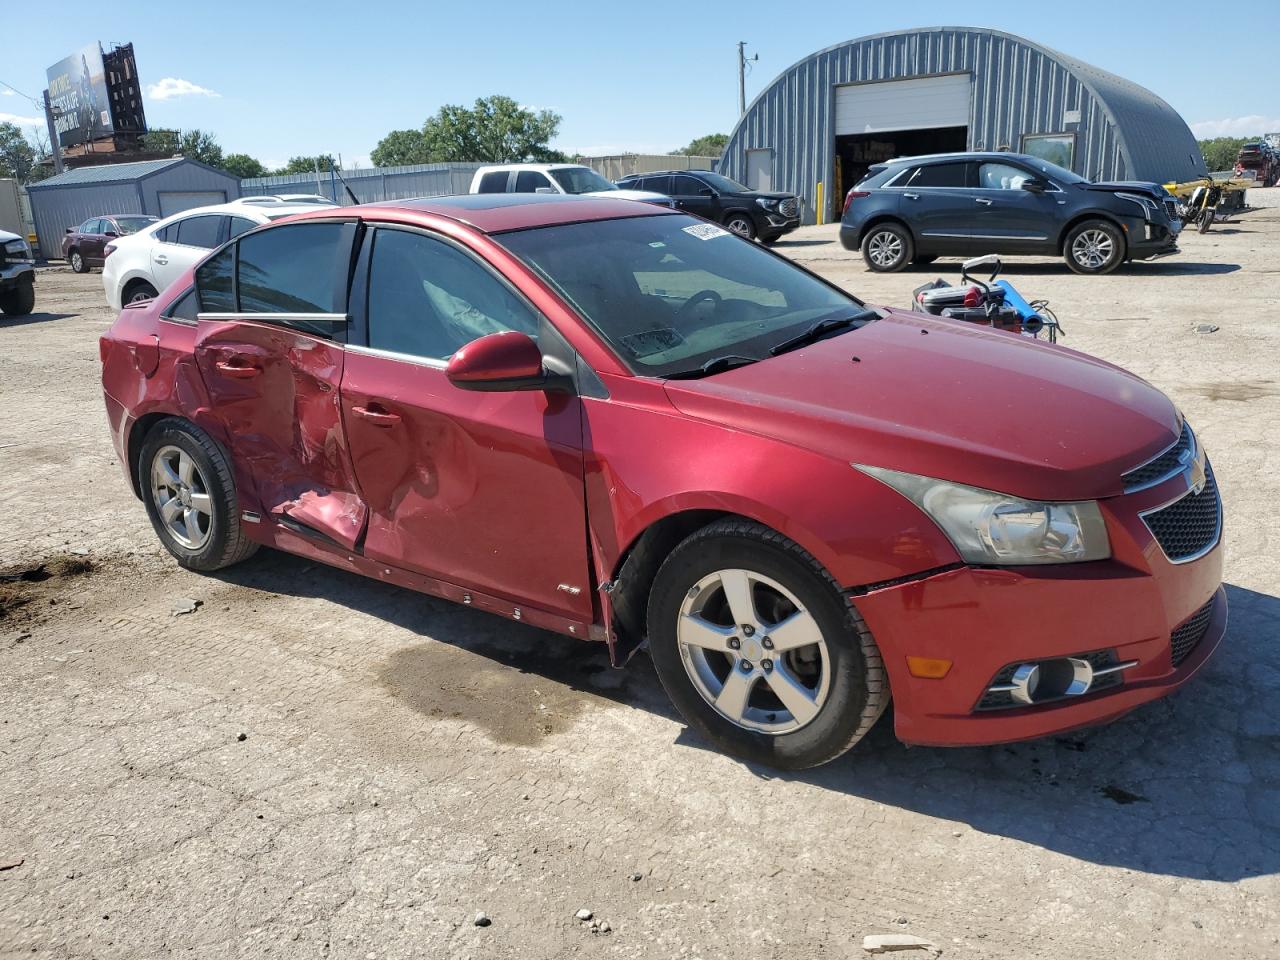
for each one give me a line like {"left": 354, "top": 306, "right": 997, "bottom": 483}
{"left": 0, "top": 78, "right": 43, "bottom": 108}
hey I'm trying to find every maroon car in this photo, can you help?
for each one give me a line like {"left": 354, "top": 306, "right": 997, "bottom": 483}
{"left": 63, "top": 215, "right": 157, "bottom": 273}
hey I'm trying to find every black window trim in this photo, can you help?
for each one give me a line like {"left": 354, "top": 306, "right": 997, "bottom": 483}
{"left": 159, "top": 285, "right": 198, "bottom": 326}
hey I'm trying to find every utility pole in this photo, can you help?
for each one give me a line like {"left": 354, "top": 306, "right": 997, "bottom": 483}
{"left": 43, "top": 91, "right": 64, "bottom": 176}
{"left": 737, "top": 41, "right": 758, "bottom": 116}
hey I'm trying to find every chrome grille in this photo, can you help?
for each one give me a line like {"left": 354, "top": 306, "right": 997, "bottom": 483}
{"left": 1123, "top": 422, "right": 1194, "bottom": 492}
{"left": 1142, "top": 463, "right": 1222, "bottom": 563}
{"left": 1163, "top": 197, "right": 1180, "bottom": 222}
{"left": 778, "top": 197, "right": 800, "bottom": 218}
{"left": 1171, "top": 598, "right": 1215, "bottom": 667}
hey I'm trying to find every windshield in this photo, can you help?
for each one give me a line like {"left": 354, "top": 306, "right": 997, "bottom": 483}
{"left": 497, "top": 214, "right": 863, "bottom": 377}
{"left": 1022, "top": 157, "right": 1087, "bottom": 185}
{"left": 549, "top": 167, "right": 618, "bottom": 194}
{"left": 696, "top": 172, "right": 751, "bottom": 193}
{"left": 114, "top": 216, "right": 157, "bottom": 235}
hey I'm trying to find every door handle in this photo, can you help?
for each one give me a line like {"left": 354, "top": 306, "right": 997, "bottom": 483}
{"left": 975, "top": 198, "right": 993, "bottom": 205}
{"left": 214, "top": 360, "right": 260, "bottom": 379}
{"left": 351, "top": 404, "right": 401, "bottom": 427}
{"left": 154, "top": 255, "right": 168, "bottom": 264}
{"left": 903, "top": 192, "right": 920, "bottom": 200}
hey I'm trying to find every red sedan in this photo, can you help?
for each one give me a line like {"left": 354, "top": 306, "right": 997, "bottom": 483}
{"left": 99, "top": 195, "right": 1225, "bottom": 769}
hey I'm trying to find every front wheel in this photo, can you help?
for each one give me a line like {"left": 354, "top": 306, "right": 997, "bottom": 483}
{"left": 861, "top": 223, "right": 913, "bottom": 272}
{"left": 647, "top": 519, "right": 888, "bottom": 770}
{"left": 139, "top": 419, "right": 259, "bottom": 571}
{"left": 0, "top": 279, "right": 35, "bottom": 317}
{"left": 1064, "top": 219, "right": 1125, "bottom": 275}
{"left": 724, "top": 214, "right": 756, "bottom": 240}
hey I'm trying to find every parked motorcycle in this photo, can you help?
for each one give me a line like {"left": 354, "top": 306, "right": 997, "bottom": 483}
{"left": 910, "top": 255, "right": 1062, "bottom": 344}
{"left": 1181, "top": 178, "right": 1226, "bottom": 234}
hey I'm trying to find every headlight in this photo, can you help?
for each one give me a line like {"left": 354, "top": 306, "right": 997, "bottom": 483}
{"left": 3, "top": 239, "right": 29, "bottom": 257}
{"left": 755, "top": 197, "right": 778, "bottom": 210}
{"left": 856, "top": 465, "right": 1111, "bottom": 565}
{"left": 1116, "top": 192, "right": 1158, "bottom": 220}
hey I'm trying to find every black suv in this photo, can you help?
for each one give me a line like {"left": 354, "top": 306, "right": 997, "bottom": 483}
{"left": 617, "top": 170, "right": 801, "bottom": 243}
{"left": 839, "top": 152, "right": 1181, "bottom": 275}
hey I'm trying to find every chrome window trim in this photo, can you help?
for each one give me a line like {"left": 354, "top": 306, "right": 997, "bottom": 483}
{"left": 1123, "top": 424, "right": 1196, "bottom": 494}
{"left": 345, "top": 343, "right": 449, "bottom": 370}
{"left": 196, "top": 312, "right": 349, "bottom": 323}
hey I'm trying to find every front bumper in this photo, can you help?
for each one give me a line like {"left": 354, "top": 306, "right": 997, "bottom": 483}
{"left": 851, "top": 471, "right": 1225, "bottom": 747}
{"left": 760, "top": 214, "right": 800, "bottom": 240}
{"left": 0, "top": 262, "right": 34, "bottom": 290}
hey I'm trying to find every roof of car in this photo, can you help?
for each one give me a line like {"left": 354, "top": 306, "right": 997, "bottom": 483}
{"left": 474, "top": 163, "right": 587, "bottom": 172}
{"left": 876, "top": 151, "right": 1045, "bottom": 166}
{"left": 356, "top": 193, "right": 678, "bottom": 233}
{"left": 620, "top": 170, "right": 714, "bottom": 178}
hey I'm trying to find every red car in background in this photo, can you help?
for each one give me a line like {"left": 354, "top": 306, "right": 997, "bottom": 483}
{"left": 98, "top": 195, "right": 1225, "bottom": 769}
{"left": 62, "top": 214, "right": 158, "bottom": 273}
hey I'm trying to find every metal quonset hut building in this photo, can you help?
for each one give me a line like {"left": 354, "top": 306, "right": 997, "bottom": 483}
{"left": 720, "top": 27, "right": 1207, "bottom": 224}
{"left": 27, "top": 158, "right": 240, "bottom": 257}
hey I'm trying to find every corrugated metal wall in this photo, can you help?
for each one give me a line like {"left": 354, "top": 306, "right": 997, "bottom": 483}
{"left": 240, "top": 163, "right": 483, "bottom": 204}
{"left": 29, "top": 182, "right": 142, "bottom": 257}
{"left": 580, "top": 155, "right": 719, "bottom": 181}
{"left": 721, "top": 27, "right": 1203, "bottom": 224}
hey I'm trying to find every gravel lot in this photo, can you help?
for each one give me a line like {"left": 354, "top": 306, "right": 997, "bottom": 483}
{"left": 2, "top": 192, "right": 1278, "bottom": 959}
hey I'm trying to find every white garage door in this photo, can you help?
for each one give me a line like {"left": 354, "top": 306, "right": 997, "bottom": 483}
{"left": 835, "top": 74, "right": 971, "bottom": 136}
{"left": 157, "top": 191, "right": 228, "bottom": 217}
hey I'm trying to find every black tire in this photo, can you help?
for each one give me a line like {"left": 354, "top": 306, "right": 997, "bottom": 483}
{"left": 124, "top": 280, "right": 158, "bottom": 304}
{"left": 1063, "top": 219, "right": 1125, "bottom": 275}
{"left": 69, "top": 249, "right": 88, "bottom": 273}
{"left": 0, "top": 279, "right": 35, "bottom": 317}
{"left": 912, "top": 255, "right": 938, "bottom": 265}
{"left": 1197, "top": 208, "right": 1215, "bottom": 234}
{"left": 861, "top": 222, "right": 913, "bottom": 272}
{"left": 138, "top": 418, "right": 259, "bottom": 572}
{"left": 724, "top": 213, "right": 756, "bottom": 240}
{"left": 646, "top": 518, "right": 889, "bottom": 770}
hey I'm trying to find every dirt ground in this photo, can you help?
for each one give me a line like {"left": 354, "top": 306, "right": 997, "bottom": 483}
{"left": 2, "top": 193, "right": 1278, "bottom": 960}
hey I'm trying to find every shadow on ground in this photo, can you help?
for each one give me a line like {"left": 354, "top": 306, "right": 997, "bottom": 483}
{"left": 216, "top": 552, "right": 1279, "bottom": 882}
{"left": 0, "top": 312, "right": 76, "bottom": 328}
{"left": 894, "top": 260, "right": 1242, "bottom": 277}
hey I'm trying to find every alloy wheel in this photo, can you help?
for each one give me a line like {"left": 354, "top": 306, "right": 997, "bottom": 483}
{"left": 150, "top": 445, "right": 214, "bottom": 549}
{"left": 676, "top": 568, "right": 831, "bottom": 734}
{"left": 726, "top": 217, "right": 753, "bottom": 238}
{"left": 867, "top": 231, "right": 903, "bottom": 267}
{"left": 1071, "top": 229, "right": 1114, "bottom": 269}
{"left": 71, "top": 252, "right": 83, "bottom": 272}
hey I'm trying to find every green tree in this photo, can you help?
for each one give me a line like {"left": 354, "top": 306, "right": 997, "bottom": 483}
{"left": 275, "top": 155, "right": 336, "bottom": 176}
{"left": 0, "top": 122, "right": 37, "bottom": 181}
{"left": 671, "top": 133, "right": 728, "bottom": 157}
{"left": 1198, "top": 136, "right": 1257, "bottom": 173}
{"left": 142, "top": 128, "right": 224, "bottom": 168}
{"left": 372, "top": 95, "right": 564, "bottom": 166}
{"left": 220, "top": 153, "right": 268, "bottom": 178}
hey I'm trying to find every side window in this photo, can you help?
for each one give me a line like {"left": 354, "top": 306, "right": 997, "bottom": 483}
{"left": 195, "top": 246, "right": 235, "bottom": 312}
{"left": 514, "top": 170, "right": 553, "bottom": 193}
{"left": 367, "top": 228, "right": 539, "bottom": 361}
{"left": 78, "top": 218, "right": 99, "bottom": 234}
{"left": 978, "top": 162, "right": 1032, "bottom": 190}
{"left": 671, "top": 176, "right": 706, "bottom": 196}
{"left": 477, "top": 170, "right": 510, "bottom": 193}
{"left": 237, "top": 221, "right": 352, "bottom": 323}
{"left": 175, "top": 215, "right": 224, "bottom": 249}
{"left": 642, "top": 175, "right": 672, "bottom": 195}
{"left": 227, "top": 216, "right": 257, "bottom": 240}
{"left": 161, "top": 287, "right": 200, "bottom": 324}
{"left": 904, "top": 162, "right": 971, "bottom": 188}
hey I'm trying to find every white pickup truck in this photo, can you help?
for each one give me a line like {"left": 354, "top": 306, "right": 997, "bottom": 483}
{"left": 469, "top": 163, "right": 673, "bottom": 206}
{"left": 0, "top": 228, "right": 35, "bottom": 317}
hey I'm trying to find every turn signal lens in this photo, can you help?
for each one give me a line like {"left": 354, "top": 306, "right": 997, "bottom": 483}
{"left": 906, "top": 656, "right": 953, "bottom": 679}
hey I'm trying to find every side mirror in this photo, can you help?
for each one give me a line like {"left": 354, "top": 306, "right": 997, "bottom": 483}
{"left": 699, "top": 188, "right": 716, "bottom": 197}
{"left": 446, "top": 331, "right": 570, "bottom": 393}
{"left": 103, "top": 230, "right": 118, "bottom": 238}
{"left": 65, "top": 227, "right": 73, "bottom": 234}
{"left": 534, "top": 186, "right": 558, "bottom": 195}
{"left": 1021, "top": 178, "right": 1047, "bottom": 194}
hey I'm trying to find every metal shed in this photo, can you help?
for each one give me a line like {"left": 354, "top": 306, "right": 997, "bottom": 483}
{"left": 720, "top": 27, "right": 1207, "bottom": 224}
{"left": 240, "top": 162, "right": 484, "bottom": 205}
{"left": 27, "top": 158, "right": 240, "bottom": 257}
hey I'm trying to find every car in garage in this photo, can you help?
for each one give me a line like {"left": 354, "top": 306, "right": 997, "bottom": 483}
{"left": 617, "top": 170, "right": 801, "bottom": 242}
{"left": 840, "top": 152, "right": 1181, "bottom": 274}
{"left": 101, "top": 198, "right": 328, "bottom": 309}
{"left": 61, "top": 215, "right": 159, "bottom": 274}
{"left": 100, "top": 194, "right": 1225, "bottom": 769}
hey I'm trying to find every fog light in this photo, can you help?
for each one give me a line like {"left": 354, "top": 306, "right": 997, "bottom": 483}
{"left": 1008, "top": 657, "right": 1094, "bottom": 705}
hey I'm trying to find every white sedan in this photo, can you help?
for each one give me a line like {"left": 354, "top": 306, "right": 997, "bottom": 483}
{"left": 102, "top": 197, "right": 335, "bottom": 310}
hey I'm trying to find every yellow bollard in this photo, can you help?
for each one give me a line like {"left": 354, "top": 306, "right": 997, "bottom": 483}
{"left": 816, "top": 182, "right": 825, "bottom": 226}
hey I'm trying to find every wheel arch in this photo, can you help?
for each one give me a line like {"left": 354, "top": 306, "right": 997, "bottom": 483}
{"left": 1056, "top": 211, "right": 1129, "bottom": 255}
{"left": 121, "top": 275, "right": 159, "bottom": 302}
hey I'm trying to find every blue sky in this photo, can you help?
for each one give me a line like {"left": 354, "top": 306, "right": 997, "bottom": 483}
{"left": 4, "top": 0, "right": 1278, "bottom": 169}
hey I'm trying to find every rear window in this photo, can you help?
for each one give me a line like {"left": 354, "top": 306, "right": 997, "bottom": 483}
{"left": 856, "top": 165, "right": 895, "bottom": 188}
{"left": 477, "top": 171, "right": 510, "bottom": 193}
{"left": 237, "top": 222, "right": 349, "bottom": 314}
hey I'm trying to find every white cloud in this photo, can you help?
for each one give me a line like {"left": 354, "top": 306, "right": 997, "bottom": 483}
{"left": 145, "top": 78, "right": 221, "bottom": 102}
{"left": 1190, "top": 115, "right": 1280, "bottom": 139}
{"left": 1, "top": 89, "right": 14, "bottom": 96}
{"left": 0, "top": 110, "right": 43, "bottom": 127}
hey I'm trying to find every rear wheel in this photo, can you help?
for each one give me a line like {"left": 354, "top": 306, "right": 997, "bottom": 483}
{"left": 0, "top": 278, "right": 35, "bottom": 317}
{"left": 1197, "top": 208, "right": 1215, "bottom": 233}
{"left": 1064, "top": 219, "right": 1125, "bottom": 275}
{"left": 861, "top": 223, "right": 913, "bottom": 272}
{"left": 724, "top": 214, "right": 756, "bottom": 240}
{"left": 647, "top": 519, "right": 888, "bottom": 770}
{"left": 139, "top": 419, "right": 258, "bottom": 571}
{"left": 124, "top": 280, "right": 158, "bottom": 304}
{"left": 69, "top": 249, "right": 88, "bottom": 273}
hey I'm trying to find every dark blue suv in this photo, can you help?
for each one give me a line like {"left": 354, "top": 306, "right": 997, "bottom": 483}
{"left": 839, "top": 152, "right": 1181, "bottom": 275}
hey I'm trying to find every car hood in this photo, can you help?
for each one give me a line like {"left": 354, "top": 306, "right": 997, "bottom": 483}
{"left": 0, "top": 228, "right": 21, "bottom": 243}
{"left": 589, "top": 189, "right": 670, "bottom": 203}
{"left": 662, "top": 309, "right": 1179, "bottom": 502}
{"left": 1081, "top": 180, "right": 1169, "bottom": 199}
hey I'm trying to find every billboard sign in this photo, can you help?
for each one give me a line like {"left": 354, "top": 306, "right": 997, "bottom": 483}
{"left": 46, "top": 43, "right": 114, "bottom": 148}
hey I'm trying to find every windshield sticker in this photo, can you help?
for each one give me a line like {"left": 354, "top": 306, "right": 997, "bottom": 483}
{"left": 683, "top": 224, "right": 730, "bottom": 241}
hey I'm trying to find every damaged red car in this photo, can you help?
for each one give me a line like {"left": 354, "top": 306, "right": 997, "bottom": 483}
{"left": 100, "top": 195, "right": 1225, "bottom": 769}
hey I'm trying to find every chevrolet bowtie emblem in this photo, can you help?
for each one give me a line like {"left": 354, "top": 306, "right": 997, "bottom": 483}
{"left": 1188, "top": 457, "right": 1207, "bottom": 495}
